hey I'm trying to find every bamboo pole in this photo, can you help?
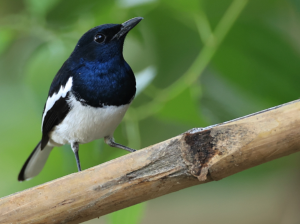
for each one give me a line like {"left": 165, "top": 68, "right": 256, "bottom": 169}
{"left": 1, "top": 100, "right": 300, "bottom": 223}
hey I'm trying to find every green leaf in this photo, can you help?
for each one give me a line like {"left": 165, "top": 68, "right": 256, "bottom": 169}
{"left": 135, "top": 66, "right": 156, "bottom": 96}
{"left": 117, "top": 0, "right": 157, "bottom": 8}
{"left": 25, "top": 40, "right": 73, "bottom": 105}
{"left": 200, "top": 71, "right": 266, "bottom": 124}
{"left": 212, "top": 22, "right": 300, "bottom": 107}
{"left": 0, "top": 28, "right": 14, "bottom": 55}
{"left": 162, "top": 0, "right": 201, "bottom": 14}
{"left": 25, "top": 0, "right": 61, "bottom": 17}
{"left": 156, "top": 87, "right": 206, "bottom": 126}
{"left": 108, "top": 203, "right": 145, "bottom": 224}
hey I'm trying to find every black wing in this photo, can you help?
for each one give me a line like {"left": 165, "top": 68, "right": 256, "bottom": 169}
{"left": 40, "top": 60, "right": 77, "bottom": 149}
{"left": 41, "top": 93, "right": 70, "bottom": 149}
{"left": 41, "top": 93, "right": 71, "bottom": 149}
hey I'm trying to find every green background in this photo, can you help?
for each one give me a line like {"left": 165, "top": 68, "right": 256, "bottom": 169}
{"left": 1, "top": 0, "right": 300, "bottom": 223}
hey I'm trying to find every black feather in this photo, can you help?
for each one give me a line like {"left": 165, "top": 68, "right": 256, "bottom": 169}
{"left": 41, "top": 93, "right": 71, "bottom": 149}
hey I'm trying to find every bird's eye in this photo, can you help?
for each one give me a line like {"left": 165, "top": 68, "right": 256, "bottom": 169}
{"left": 94, "top": 33, "right": 106, "bottom": 43}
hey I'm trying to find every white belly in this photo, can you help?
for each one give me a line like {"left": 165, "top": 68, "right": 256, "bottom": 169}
{"left": 49, "top": 94, "right": 130, "bottom": 146}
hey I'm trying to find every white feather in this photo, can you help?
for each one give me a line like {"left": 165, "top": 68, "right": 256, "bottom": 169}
{"left": 48, "top": 94, "right": 130, "bottom": 149}
{"left": 23, "top": 143, "right": 53, "bottom": 180}
{"left": 42, "top": 77, "right": 73, "bottom": 129}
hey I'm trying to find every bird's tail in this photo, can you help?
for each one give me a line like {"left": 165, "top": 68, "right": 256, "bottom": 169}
{"left": 18, "top": 141, "right": 53, "bottom": 181}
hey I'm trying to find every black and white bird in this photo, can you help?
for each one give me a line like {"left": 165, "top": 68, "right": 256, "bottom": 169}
{"left": 18, "top": 17, "right": 143, "bottom": 181}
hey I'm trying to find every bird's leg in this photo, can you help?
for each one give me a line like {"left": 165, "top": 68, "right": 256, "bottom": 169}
{"left": 104, "top": 136, "right": 136, "bottom": 152}
{"left": 71, "top": 142, "right": 82, "bottom": 171}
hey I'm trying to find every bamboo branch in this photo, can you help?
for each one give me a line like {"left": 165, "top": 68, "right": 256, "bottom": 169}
{"left": 1, "top": 100, "right": 300, "bottom": 223}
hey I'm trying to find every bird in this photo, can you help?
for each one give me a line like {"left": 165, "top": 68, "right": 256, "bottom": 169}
{"left": 18, "top": 17, "right": 143, "bottom": 181}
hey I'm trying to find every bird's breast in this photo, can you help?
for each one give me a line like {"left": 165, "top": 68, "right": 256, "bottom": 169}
{"left": 72, "top": 66, "right": 136, "bottom": 108}
{"left": 49, "top": 94, "right": 130, "bottom": 146}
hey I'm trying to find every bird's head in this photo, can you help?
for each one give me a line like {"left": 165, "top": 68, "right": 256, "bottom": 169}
{"left": 71, "top": 17, "right": 143, "bottom": 63}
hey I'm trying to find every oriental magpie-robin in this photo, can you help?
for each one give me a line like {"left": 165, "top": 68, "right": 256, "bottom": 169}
{"left": 18, "top": 17, "right": 143, "bottom": 181}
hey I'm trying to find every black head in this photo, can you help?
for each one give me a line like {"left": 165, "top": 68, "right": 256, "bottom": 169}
{"left": 71, "top": 17, "right": 143, "bottom": 62}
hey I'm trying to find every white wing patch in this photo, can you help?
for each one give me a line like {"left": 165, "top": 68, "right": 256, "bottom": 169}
{"left": 42, "top": 77, "right": 73, "bottom": 130}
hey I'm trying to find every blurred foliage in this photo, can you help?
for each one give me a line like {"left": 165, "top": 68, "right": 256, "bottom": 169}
{"left": 1, "top": 0, "right": 300, "bottom": 223}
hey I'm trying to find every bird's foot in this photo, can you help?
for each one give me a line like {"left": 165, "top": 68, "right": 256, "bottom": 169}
{"left": 104, "top": 136, "right": 136, "bottom": 152}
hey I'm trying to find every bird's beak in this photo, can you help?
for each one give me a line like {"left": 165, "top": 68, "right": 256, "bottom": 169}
{"left": 112, "top": 17, "right": 143, "bottom": 40}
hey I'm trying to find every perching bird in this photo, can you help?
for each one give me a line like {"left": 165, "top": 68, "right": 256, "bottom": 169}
{"left": 18, "top": 17, "right": 143, "bottom": 181}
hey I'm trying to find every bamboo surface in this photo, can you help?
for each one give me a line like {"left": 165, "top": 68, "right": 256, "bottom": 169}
{"left": 1, "top": 100, "right": 300, "bottom": 223}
